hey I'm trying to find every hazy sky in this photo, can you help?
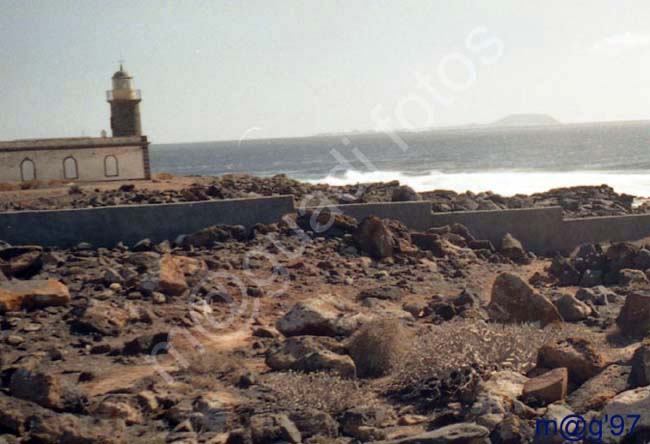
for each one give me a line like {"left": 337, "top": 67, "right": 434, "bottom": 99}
{"left": 2, "top": 0, "right": 650, "bottom": 143}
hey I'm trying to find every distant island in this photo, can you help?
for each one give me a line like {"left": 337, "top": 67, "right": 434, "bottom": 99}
{"left": 313, "top": 114, "right": 562, "bottom": 138}
{"left": 489, "top": 113, "right": 561, "bottom": 128}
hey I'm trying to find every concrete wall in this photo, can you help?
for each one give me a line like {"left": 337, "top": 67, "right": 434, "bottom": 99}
{"left": 429, "top": 207, "right": 650, "bottom": 254}
{"left": 1, "top": 193, "right": 650, "bottom": 253}
{"left": 326, "top": 201, "right": 434, "bottom": 231}
{"left": 429, "top": 207, "right": 566, "bottom": 253}
{"left": 316, "top": 202, "right": 650, "bottom": 254}
{"left": 562, "top": 214, "right": 650, "bottom": 250}
{"left": 0, "top": 196, "right": 294, "bottom": 248}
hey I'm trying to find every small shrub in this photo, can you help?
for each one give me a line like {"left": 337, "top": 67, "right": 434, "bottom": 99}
{"left": 263, "top": 372, "right": 376, "bottom": 416}
{"left": 347, "top": 318, "right": 411, "bottom": 378}
{"left": 387, "top": 319, "right": 606, "bottom": 409}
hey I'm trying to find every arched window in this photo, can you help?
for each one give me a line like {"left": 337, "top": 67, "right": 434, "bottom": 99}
{"left": 104, "top": 155, "right": 119, "bottom": 177}
{"left": 20, "top": 158, "right": 36, "bottom": 181}
{"left": 63, "top": 156, "right": 78, "bottom": 180}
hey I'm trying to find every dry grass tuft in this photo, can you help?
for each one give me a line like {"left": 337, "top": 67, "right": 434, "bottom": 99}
{"left": 347, "top": 318, "right": 411, "bottom": 378}
{"left": 263, "top": 371, "right": 377, "bottom": 416}
{"left": 386, "top": 319, "right": 605, "bottom": 408}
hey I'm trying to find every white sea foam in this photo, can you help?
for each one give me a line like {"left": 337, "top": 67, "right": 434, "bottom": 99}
{"left": 305, "top": 169, "right": 650, "bottom": 197}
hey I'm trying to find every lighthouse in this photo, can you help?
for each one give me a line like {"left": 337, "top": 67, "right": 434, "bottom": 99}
{"left": 107, "top": 64, "right": 142, "bottom": 137}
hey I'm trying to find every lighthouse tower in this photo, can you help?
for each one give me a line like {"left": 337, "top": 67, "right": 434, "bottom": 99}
{"left": 107, "top": 64, "right": 142, "bottom": 137}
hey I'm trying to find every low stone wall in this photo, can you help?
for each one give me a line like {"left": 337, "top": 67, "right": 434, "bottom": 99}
{"left": 2, "top": 194, "right": 650, "bottom": 253}
{"left": 562, "top": 214, "right": 650, "bottom": 250}
{"left": 325, "top": 201, "right": 434, "bottom": 232}
{"left": 428, "top": 207, "right": 566, "bottom": 254}
{"left": 328, "top": 202, "right": 650, "bottom": 254}
{"left": 0, "top": 196, "right": 294, "bottom": 248}
{"left": 429, "top": 207, "right": 650, "bottom": 254}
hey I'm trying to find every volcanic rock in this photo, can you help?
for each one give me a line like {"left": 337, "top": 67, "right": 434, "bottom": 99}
{"left": 537, "top": 337, "right": 609, "bottom": 383}
{"left": 355, "top": 216, "right": 394, "bottom": 259}
{"left": 250, "top": 413, "right": 301, "bottom": 444}
{"left": 522, "top": 367, "right": 568, "bottom": 405}
{"left": 616, "top": 291, "right": 650, "bottom": 337}
{"left": 500, "top": 233, "right": 530, "bottom": 264}
{"left": 567, "top": 364, "right": 632, "bottom": 413}
{"left": 596, "top": 386, "right": 650, "bottom": 443}
{"left": 158, "top": 254, "right": 189, "bottom": 296}
{"left": 391, "top": 185, "right": 421, "bottom": 202}
{"left": 0, "top": 279, "right": 70, "bottom": 313}
{"left": 618, "top": 268, "right": 649, "bottom": 286}
{"left": 487, "top": 273, "right": 562, "bottom": 326}
{"left": 549, "top": 256, "right": 580, "bottom": 286}
{"left": 554, "top": 293, "right": 591, "bottom": 321}
{"left": 276, "top": 299, "right": 340, "bottom": 337}
{"left": 631, "top": 342, "right": 650, "bottom": 386}
{"left": 71, "top": 300, "right": 129, "bottom": 336}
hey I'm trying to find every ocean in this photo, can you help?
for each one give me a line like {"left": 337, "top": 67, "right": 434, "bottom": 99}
{"left": 150, "top": 121, "right": 650, "bottom": 197}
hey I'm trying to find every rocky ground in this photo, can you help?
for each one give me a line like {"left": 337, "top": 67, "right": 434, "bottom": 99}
{"left": 1, "top": 173, "right": 648, "bottom": 218}
{"left": 3, "top": 203, "right": 650, "bottom": 443}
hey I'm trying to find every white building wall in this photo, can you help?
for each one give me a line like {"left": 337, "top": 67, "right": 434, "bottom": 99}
{"left": 0, "top": 146, "right": 146, "bottom": 182}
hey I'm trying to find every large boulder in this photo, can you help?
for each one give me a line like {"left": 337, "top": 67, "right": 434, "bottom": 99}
{"left": 634, "top": 248, "right": 650, "bottom": 270}
{"left": 596, "top": 386, "right": 650, "bottom": 443}
{"left": 549, "top": 256, "right": 580, "bottom": 286}
{"left": 553, "top": 293, "right": 591, "bottom": 321}
{"left": 289, "top": 409, "right": 340, "bottom": 440}
{"left": 339, "top": 405, "right": 393, "bottom": 441}
{"left": 0, "top": 245, "right": 43, "bottom": 278}
{"left": 0, "top": 279, "right": 70, "bottom": 313}
{"left": 250, "top": 413, "right": 301, "bottom": 444}
{"left": 276, "top": 299, "right": 340, "bottom": 337}
{"left": 296, "top": 210, "right": 358, "bottom": 238}
{"left": 537, "top": 337, "right": 609, "bottom": 384}
{"left": 468, "top": 370, "right": 529, "bottom": 430}
{"left": 158, "top": 254, "right": 189, "bottom": 296}
{"left": 573, "top": 243, "right": 606, "bottom": 273}
{"left": 567, "top": 364, "right": 632, "bottom": 413}
{"left": 631, "top": 342, "right": 650, "bottom": 386}
{"left": 296, "top": 349, "right": 356, "bottom": 378}
{"left": 487, "top": 273, "right": 563, "bottom": 326}
{"left": 71, "top": 300, "right": 130, "bottom": 336}
{"left": 533, "top": 403, "right": 577, "bottom": 444}
{"left": 606, "top": 242, "right": 639, "bottom": 273}
{"left": 391, "top": 185, "right": 421, "bottom": 202}
{"left": 0, "top": 392, "right": 125, "bottom": 443}
{"left": 616, "top": 291, "right": 650, "bottom": 337}
{"left": 576, "top": 286, "right": 618, "bottom": 306}
{"left": 500, "top": 233, "right": 530, "bottom": 264}
{"left": 355, "top": 216, "right": 394, "bottom": 259}
{"left": 9, "top": 364, "right": 77, "bottom": 411}
{"left": 265, "top": 336, "right": 355, "bottom": 378}
{"left": 521, "top": 367, "right": 568, "bottom": 405}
